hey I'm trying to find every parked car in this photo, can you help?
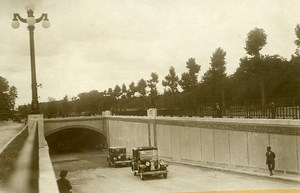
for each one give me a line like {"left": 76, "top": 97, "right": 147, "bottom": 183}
{"left": 131, "top": 146, "right": 168, "bottom": 180}
{"left": 107, "top": 147, "right": 131, "bottom": 167}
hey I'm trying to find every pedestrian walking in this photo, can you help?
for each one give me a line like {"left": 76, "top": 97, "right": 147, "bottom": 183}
{"left": 57, "top": 170, "right": 72, "bottom": 193}
{"left": 266, "top": 146, "right": 276, "bottom": 176}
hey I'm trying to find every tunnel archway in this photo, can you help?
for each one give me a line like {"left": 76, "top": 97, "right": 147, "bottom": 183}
{"left": 45, "top": 127, "right": 106, "bottom": 154}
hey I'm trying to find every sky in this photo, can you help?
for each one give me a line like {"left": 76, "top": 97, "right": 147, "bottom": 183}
{"left": 0, "top": 0, "right": 299, "bottom": 106}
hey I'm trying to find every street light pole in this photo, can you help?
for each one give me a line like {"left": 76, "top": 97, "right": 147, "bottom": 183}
{"left": 12, "top": 3, "right": 50, "bottom": 114}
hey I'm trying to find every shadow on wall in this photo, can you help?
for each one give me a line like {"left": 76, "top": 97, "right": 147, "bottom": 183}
{"left": 45, "top": 128, "right": 106, "bottom": 154}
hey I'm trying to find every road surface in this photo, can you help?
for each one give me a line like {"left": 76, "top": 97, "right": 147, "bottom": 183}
{"left": 0, "top": 122, "right": 24, "bottom": 151}
{"left": 51, "top": 150, "right": 300, "bottom": 193}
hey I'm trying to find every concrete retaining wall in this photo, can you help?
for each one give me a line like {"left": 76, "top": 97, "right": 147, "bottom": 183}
{"left": 107, "top": 116, "right": 300, "bottom": 173}
{"left": 107, "top": 118, "right": 150, "bottom": 154}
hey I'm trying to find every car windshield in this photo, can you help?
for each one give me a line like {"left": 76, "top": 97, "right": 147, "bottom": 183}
{"left": 111, "top": 148, "right": 126, "bottom": 154}
{"left": 139, "top": 150, "right": 158, "bottom": 160}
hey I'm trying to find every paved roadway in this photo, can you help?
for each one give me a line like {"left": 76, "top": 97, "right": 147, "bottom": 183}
{"left": 51, "top": 151, "right": 300, "bottom": 193}
{"left": 0, "top": 122, "right": 24, "bottom": 153}
{"left": 0, "top": 122, "right": 24, "bottom": 191}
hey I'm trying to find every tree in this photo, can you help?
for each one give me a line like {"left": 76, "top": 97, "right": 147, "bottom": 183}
{"left": 113, "top": 85, "right": 122, "bottom": 99}
{"left": 47, "top": 97, "right": 57, "bottom": 117}
{"left": 0, "top": 77, "right": 17, "bottom": 113}
{"left": 285, "top": 25, "right": 300, "bottom": 103}
{"left": 8, "top": 86, "right": 18, "bottom": 110}
{"left": 107, "top": 88, "right": 113, "bottom": 96}
{"left": 147, "top": 72, "right": 159, "bottom": 107}
{"left": 121, "top": 83, "right": 127, "bottom": 99}
{"left": 60, "top": 95, "right": 70, "bottom": 117}
{"left": 245, "top": 28, "right": 267, "bottom": 57}
{"left": 294, "top": 24, "right": 300, "bottom": 55}
{"left": 179, "top": 58, "right": 200, "bottom": 92}
{"left": 137, "top": 79, "right": 147, "bottom": 108}
{"left": 137, "top": 79, "right": 147, "bottom": 96}
{"left": 162, "top": 66, "right": 179, "bottom": 93}
{"left": 202, "top": 47, "right": 227, "bottom": 108}
{"left": 127, "top": 82, "right": 137, "bottom": 98}
{"left": 244, "top": 28, "right": 268, "bottom": 106}
{"left": 162, "top": 66, "right": 180, "bottom": 113}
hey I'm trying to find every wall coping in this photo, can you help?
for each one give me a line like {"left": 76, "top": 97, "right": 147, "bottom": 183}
{"left": 107, "top": 116, "right": 300, "bottom": 127}
{"left": 39, "top": 145, "right": 59, "bottom": 193}
{"left": 44, "top": 116, "right": 105, "bottom": 123}
{"left": 44, "top": 115, "right": 300, "bottom": 127}
{"left": 106, "top": 116, "right": 300, "bottom": 136}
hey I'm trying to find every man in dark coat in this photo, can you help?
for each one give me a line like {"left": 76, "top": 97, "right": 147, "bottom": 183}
{"left": 266, "top": 146, "right": 276, "bottom": 176}
{"left": 57, "top": 170, "right": 72, "bottom": 193}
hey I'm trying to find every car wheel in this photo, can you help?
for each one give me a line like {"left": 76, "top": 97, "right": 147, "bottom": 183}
{"left": 108, "top": 162, "right": 111, "bottom": 167}
{"left": 163, "top": 173, "right": 168, "bottom": 179}
{"left": 140, "top": 174, "right": 145, "bottom": 180}
{"left": 133, "top": 171, "right": 137, "bottom": 176}
{"left": 114, "top": 164, "right": 117, "bottom": 168}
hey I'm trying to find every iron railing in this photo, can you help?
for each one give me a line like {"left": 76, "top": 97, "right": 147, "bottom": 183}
{"left": 114, "top": 105, "right": 300, "bottom": 119}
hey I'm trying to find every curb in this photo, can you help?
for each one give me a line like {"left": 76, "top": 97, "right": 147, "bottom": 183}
{"left": 169, "top": 161, "right": 300, "bottom": 183}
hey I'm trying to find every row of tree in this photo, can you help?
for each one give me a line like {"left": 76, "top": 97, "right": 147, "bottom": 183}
{"left": 19, "top": 25, "right": 300, "bottom": 117}
{"left": 0, "top": 76, "right": 18, "bottom": 119}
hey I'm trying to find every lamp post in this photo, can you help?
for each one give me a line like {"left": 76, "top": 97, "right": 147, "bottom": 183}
{"left": 12, "top": 3, "right": 50, "bottom": 114}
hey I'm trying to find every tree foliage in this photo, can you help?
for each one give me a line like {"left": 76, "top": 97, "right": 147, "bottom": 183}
{"left": 147, "top": 72, "right": 159, "bottom": 107}
{"left": 179, "top": 58, "right": 200, "bottom": 92}
{"left": 127, "top": 82, "right": 137, "bottom": 98}
{"left": 162, "top": 66, "right": 179, "bottom": 93}
{"left": 137, "top": 79, "right": 147, "bottom": 96}
{"left": 202, "top": 48, "right": 227, "bottom": 106}
{"left": 245, "top": 28, "right": 267, "bottom": 57}
{"left": 0, "top": 77, "right": 18, "bottom": 113}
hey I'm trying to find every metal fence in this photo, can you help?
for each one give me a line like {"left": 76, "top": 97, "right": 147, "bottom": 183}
{"left": 115, "top": 105, "right": 300, "bottom": 119}
{"left": 223, "top": 106, "right": 300, "bottom": 119}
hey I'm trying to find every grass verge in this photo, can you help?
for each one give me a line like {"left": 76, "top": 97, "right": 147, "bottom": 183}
{"left": 0, "top": 127, "right": 28, "bottom": 183}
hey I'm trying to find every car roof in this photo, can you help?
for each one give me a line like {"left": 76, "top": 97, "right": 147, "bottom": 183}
{"left": 132, "top": 146, "right": 157, "bottom": 151}
{"left": 108, "top": 146, "right": 126, "bottom": 149}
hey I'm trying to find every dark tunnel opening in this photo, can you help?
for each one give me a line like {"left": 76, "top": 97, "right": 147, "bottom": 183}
{"left": 46, "top": 128, "right": 106, "bottom": 154}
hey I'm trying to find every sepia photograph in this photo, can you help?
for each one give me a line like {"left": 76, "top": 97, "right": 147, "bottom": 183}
{"left": 0, "top": 0, "right": 300, "bottom": 192}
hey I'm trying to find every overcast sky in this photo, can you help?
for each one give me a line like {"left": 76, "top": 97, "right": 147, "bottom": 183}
{"left": 0, "top": 0, "right": 299, "bottom": 106}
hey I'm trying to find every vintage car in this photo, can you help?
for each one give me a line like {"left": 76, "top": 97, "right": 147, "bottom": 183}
{"left": 107, "top": 147, "right": 131, "bottom": 167}
{"left": 131, "top": 146, "right": 168, "bottom": 180}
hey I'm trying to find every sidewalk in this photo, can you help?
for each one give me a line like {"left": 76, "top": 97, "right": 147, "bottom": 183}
{"left": 170, "top": 160, "right": 300, "bottom": 183}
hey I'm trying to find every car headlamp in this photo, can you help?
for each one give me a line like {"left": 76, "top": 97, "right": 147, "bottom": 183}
{"left": 160, "top": 160, "right": 165, "bottom": 165}
{"left": 113, "top": 157, "right": 117, "bottom": 161}
{"left": 145, "top": 161, "right": 150, "bottom": 166}
{"left": 118, "top": 155, "right": 121, "bottom": 159}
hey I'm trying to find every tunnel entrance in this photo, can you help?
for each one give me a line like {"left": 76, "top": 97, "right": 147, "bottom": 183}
{"left": 46, "top": 128, "right": 106, "bottom": 154}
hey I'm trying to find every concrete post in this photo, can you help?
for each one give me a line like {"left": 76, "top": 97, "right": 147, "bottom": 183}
{"left": 102, "top": 111, "right": 111, "bottom": 148}
{"left": 147, "top": 108, "right": 157, "bottom": 147}
{"left": 102, "top": 110, "right": 112, "bottom": 116}
{"left": 147, "top": 108, "right": 157, "bottom": 117}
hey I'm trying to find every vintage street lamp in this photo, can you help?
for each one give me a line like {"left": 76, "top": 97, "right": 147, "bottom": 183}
{"left": 12, "top": 3, "right": 50, "bottom": 114}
